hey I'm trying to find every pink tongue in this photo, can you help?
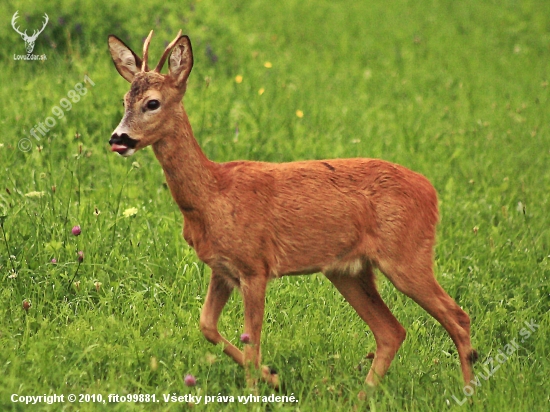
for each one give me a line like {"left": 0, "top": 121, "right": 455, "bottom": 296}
{"left": 111, "top": 143, "right": 128, "bottom": 154}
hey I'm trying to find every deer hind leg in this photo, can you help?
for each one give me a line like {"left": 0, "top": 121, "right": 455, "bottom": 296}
{"left": 199, "top": 272, "right": 244, "bottom": 366}
{"left": 378, "top": 257, "right": 477, "bottom": 385}
{"left": 325, "top": 264, "right": 406, "bottom": 387}
{"left": 240, "top": 274, "right": 279, "bottom": 389}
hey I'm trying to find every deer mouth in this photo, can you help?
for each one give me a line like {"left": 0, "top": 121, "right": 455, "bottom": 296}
{"left": 109, "top": 133, "right": 138, "bottom": 156}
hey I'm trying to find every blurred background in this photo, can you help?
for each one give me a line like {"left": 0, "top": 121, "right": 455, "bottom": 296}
{"left": 0, "top": 0, "right": 549, "bottom": 410}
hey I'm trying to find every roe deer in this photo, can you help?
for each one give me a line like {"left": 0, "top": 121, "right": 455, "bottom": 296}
{"left": 108, "top": 30, "right": 477, "bottom": 389}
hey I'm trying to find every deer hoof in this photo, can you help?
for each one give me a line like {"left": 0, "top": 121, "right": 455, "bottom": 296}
{"left": 261, "top": 365, "right": 279, "bottom": 390}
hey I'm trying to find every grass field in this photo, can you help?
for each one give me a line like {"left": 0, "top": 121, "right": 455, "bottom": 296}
{"left": 1, "top": 0, "right": 549, "bottom": 410}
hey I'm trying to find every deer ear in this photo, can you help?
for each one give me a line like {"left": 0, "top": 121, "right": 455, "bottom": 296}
{"left": 168, "top": 36, "right": 193, "bottom": 90}
{"left": 108, "top": 35, "right": 143, "bottom": 83}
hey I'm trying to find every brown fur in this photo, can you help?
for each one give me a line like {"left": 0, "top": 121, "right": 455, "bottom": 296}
{"left": 108, "top": 32, "right": 476, "bottom": 389}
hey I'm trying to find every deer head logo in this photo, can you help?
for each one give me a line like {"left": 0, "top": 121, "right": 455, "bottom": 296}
{"left": 11, "top": 11, "right": 49, "bottom": 55}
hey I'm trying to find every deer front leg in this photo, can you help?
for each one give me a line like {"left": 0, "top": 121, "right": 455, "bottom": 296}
{"left": 199, "top": 272, "right": 244, "bottom": 365}
{"left": 241, "top": 275, "right": 279, "bottom": 388}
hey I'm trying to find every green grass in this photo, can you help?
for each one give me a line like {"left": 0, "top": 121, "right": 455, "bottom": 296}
{"left": 1, "top": 0, "right": 549, "bottom": 410}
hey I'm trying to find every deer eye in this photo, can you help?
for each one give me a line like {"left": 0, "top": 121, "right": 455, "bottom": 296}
{"left": 146, "top": 100, "right": 160, "bottom": 111}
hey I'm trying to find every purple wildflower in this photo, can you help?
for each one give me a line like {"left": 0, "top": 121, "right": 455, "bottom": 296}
{"left": 184, "top": 374, "right": 196, "bottom": 386}
{"left": 240, "top": 333, "right": 251, "bottom": 344}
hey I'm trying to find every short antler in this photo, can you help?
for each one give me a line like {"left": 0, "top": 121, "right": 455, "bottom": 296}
{"left": 154, "top": 29, "right": 183, "bottom": 73}
{"left": 141, "top": 30, "right": 154, "bottom": 72}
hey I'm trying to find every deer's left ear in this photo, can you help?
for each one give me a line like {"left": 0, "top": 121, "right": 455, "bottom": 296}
{"left": 168, "top": 36, "right": 193, "bottom": 90}
{"left": 108, "top": 35, "right": 142, "bottom": 83}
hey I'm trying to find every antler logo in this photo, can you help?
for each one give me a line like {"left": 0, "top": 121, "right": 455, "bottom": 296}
{"left": 12, "top": 11, "right": 49, "bottom": 55}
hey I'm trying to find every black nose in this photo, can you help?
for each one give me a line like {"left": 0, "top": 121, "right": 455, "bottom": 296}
{"left": 109, "top": 133, "right": 137, "bottom": 148}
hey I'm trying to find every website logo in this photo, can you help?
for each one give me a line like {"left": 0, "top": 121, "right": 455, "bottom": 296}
{"left": 12, "top": 11, "right": 48, "bottom": 61}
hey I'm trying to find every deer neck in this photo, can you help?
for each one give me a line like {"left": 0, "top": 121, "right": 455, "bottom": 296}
{"left": 152, "top": 107, "right": 217, "bottom": 214}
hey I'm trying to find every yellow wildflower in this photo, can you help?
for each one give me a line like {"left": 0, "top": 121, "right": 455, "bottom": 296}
{"left": 123, "top": 207, "right": 138, "bottom": 217}
{"left": 24, "top": 191, "right": 45, "bottom": 198}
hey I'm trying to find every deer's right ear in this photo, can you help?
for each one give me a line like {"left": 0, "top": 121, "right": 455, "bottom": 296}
{"left": 108, "top": 35, "right": 143, "bottom": 83}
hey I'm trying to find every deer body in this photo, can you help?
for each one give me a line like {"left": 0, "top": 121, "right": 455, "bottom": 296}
{"left": 108, "top": 31, "right": 477, "bottom": 390}
{"left": 158, "top": 132, "right": 437, "bottom": 282}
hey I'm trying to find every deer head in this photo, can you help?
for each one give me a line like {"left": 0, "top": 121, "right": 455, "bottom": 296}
{"left": 108, "top": 30, "right": 192, "bottom": 156}
{"left": 11, "top": 11, "right": 49, "bottom": 54}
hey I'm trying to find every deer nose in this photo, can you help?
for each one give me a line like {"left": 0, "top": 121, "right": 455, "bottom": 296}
{"left": 109, "top": 132, "right": 129, "bottom": 146}
{"left": 110, "top": 132, "right": 138, "bottom": 146}
{"left": 109, "top": 133, "right": 137, "bottom": 155}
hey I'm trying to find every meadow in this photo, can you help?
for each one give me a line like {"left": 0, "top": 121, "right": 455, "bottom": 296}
{"left": 0, "top": 0, "right": 549, "bottom": 410}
